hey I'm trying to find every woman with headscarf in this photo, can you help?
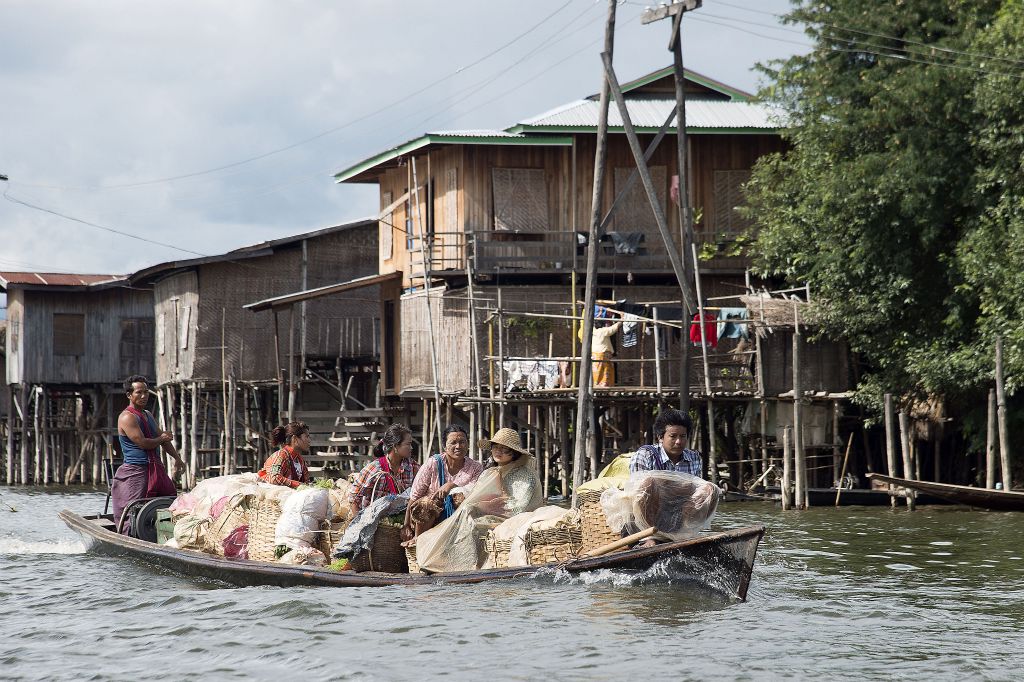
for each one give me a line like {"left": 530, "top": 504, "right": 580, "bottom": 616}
{"left": 403, "top": 424, "right": 484, "bottom": 538}
{"left": 256, "top": 421, "right": 311, "bottom": 489}
{"left": 348, "top": 423, "right": 418, "bottom": 528}
{"left": 413, "top": 428, "right": 543, "bottom": 572}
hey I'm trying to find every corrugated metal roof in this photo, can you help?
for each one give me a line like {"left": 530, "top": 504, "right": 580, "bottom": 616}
{"left": 427, "top": 129, "right": 529, "bottom": 138}
{"left": 0, "top": 272, "right": 124, "bottom": 288}
{"left": 514, "top": 98, "right": 782, "bottom": 131}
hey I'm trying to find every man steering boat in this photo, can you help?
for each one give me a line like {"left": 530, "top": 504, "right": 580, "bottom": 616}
{"left": 110, "top": 375, "right": 185, "bottom": 534}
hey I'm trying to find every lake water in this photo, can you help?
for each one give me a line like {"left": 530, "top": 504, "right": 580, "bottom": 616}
{"left": 2, "top": 487, "right": 1022, "bottom": 681}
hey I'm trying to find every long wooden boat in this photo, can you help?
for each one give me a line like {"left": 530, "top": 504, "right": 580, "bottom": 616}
{"left": 59, "top": 509, "right": 765, "bottom": 601}
{"left": 764, "top": 485, "right": 949, "bottom": 507}
{"left": 867, "top": 473, "right": 1024, "bottom": 511}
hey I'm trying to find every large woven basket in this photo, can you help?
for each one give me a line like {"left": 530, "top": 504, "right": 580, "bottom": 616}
{"left": 316, "top": 519, "right": 349, "bottom": 559}
{"left": 525, "top": 517, "right": 583, "bottom": 565}
{"left": 351, "top": 523, "right": 408, "bottom": 573}
{"left": 484, "top": 533, "right": 513, "bottom": 569}
{"left": 207, "top": 499, "right": 251, "bottom": 556}
{"left": 246, "top": 498, "right": 283, "bottom": 563}
{"left": 405, "top": 545, "right": 422, "bottom": 574}
{"left": 577, "top": 489, "right": 622, "bottom": 555}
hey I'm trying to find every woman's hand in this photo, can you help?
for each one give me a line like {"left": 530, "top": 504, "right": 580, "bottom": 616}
{"left": 475, "top": 494, "right": 508, "bottom": 516}
{"left": 400, "top": 523, "right": 414, "bottom": 542}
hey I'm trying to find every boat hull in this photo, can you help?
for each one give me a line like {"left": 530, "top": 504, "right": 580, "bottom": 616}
{"left": 867, "top": 473, "right": 1024, "bottom": 511}
{"left": 59, "top": 509, "right": 764, "bottom": 600}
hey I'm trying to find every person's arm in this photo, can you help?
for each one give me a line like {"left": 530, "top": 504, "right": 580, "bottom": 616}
{"left": 118, "top": 411, "right": 168, "bottom": 450}
{"left": 263, "top": 452, "right": 301, "bottom": 488}
{"left": 348, "top": 465, "right": 372, "bottom": 518}
{"left": 160, "top": 439, "right": 186, "bottom": 481}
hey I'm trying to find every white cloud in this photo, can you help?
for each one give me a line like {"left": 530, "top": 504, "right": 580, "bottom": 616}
{"left": 0, "top": 0, "right": 803, "bottom": 274}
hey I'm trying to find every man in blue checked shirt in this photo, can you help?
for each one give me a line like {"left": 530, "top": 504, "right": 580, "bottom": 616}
{"left": 630, "top": 409, "right": 704, "bottom": 479}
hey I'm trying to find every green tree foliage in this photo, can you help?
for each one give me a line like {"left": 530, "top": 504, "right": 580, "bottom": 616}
{"left": 745, "top": 0, "right": 1009, "bottom": 408}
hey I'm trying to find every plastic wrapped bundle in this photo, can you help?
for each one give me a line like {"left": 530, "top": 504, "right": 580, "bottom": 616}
{"left": 600, "top": 471, "right": 720, "bottom": 541}
{"left": 274, "top": 488, "right": 332, "bottom": 551}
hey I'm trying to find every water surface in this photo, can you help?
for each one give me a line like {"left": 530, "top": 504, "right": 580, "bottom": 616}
{"left": 2, "top": 488, "right": 1022, "bottom": 681}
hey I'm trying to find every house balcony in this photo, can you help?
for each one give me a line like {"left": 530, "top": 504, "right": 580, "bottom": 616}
{"left": 410, "top": 229, "right": 750, "bottom": 279}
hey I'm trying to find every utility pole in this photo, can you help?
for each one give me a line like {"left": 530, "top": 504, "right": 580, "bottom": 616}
{"left": 643, "top": 1, "right": 701, "bottom": 415}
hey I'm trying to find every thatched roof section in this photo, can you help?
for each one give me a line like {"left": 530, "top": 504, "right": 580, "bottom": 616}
{"left": 740, "top": 294, "right": 818, "bottom": 334}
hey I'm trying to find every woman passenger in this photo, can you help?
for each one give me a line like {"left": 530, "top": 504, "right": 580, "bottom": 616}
{"left": 348, "top": 424, "right": 418, "bottom": 529}
{"left": 483, "top": 428, "right": 544, "bottom": 516}
{"left": 403, "top": 424, "right": 484, "bottom": 538}
{"left": 256, "top": 422, "right": 311, "bottom": 489}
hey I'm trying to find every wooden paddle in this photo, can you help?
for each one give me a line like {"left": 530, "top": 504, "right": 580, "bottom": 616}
{"left": 581, "top": 527, "right": 658, "bottom": 558}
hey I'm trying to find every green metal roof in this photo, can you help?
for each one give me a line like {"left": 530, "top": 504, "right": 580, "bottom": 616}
{"left": 605, "top": 66, "right": 753, "bottom": 102}
{"left": 334, "top": 132, "right": 573, "bottom": 183}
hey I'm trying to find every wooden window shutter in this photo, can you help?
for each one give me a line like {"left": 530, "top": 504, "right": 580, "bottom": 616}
{"left": 157, "top": 312, "right": 166, "bottom": 355}
{"left": 491, "top": 168, "right": 549, "bottom": 231}
{"left": 53, "top": 313, "right": 85, "bottom": 356}
{"left": 179, "top": 305, "right": 191, "bottom": 350}
{"left": 712, "top": 170, "right": 753, "bottom": 233}
{"left": 613, "top": 165, "right": 666, "bottom": 236}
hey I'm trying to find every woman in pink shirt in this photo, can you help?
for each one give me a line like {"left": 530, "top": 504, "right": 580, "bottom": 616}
{"left": 402, "top": 424, "right": 483, "bottom": 539}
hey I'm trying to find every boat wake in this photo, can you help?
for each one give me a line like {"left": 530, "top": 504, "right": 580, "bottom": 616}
{"left": 538, "top": 554, "right": 739, "bottom": 596}
{"left": 0, "top": 537, "right": 87, "bottom": 555}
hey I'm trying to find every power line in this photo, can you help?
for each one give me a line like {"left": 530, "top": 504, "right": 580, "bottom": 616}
{"left": 711, "top": 0, "right": 1024, "bottom": 69}
{"left": 13, "top": 0, "right": 582, "bottom": 193}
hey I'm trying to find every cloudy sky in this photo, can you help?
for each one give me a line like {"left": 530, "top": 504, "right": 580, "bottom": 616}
{"left": 0, "top": 0, "right": 806, "bottom": 280}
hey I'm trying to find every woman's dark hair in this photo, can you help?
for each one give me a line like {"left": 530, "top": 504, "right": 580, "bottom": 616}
{"left": 271, "top": 421, "right": 308, "bottom": 447}
{"left": 442, "top": 424, "right": 468, "bottom": 448}
{"left": 123, "top": 375, "right": 148, "bottom": 394}
{"left": 653, "top": 409, "right": 692, "bottom": 439}
{"left": 374, "top": 424, "right": 412, "bottom": 458}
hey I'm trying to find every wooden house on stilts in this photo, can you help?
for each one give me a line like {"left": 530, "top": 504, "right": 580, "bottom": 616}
{"left": 332, "top": 66, "right": 853, "bottom": 493}
{"left": 1, "top": 272, "right": 153, "bottom": 486}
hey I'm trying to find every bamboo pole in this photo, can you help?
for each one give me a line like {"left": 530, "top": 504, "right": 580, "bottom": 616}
{"left": 898, "top": 410, "right": 916, "bottom": 510}
{"left": 653, "top": 307, "right": 663, "bottom": 396}
{"left": 832, "top": 400, "right": 841, "bottom": 485}
{"left": 792, "top": 304, "right": 807, "bottom": 509}
{"left": 884, "top": 393, "right": 898, "bottom": 508}
{"left": 19, "top": 383, "right": 28, "bottom": 485}
{"left": 228, "top": 374, "right": 237, "bottom": 475}
{"left": 411, "top": 156, "right": 445, "bottom": 445}
{"left": 190, "top": 382, "right": 199, "bottom": 488}
{"left": 781, "top": 425, "right": 793, "bottom": 510}
{"left": 497, "top": 288, "right": 506, "bottom": 429}
{"left": 986, "top": 388, "right": 997, "bottom": 490}
{"left": 287, "top": 305, "right": 296, "bottom": 424}
{"left": 33, "top": 386, "right": 41, "bottom": 484}
{"left": 996, "top": 336, "right": 1013, "bottom": 490}
{"left": 834, "top": 433, "right": 855, "bottom": 506}
{"left": 178, "top": 382, "right": 188, "bottom": 484}
{"left": 690, "top": 244, "right": 716, "bottom": 483}
{"left": 570, "top": 0, "right": 617, "bottom": 509}
{"left": 41, "top": 388, "right": 50, "bottom": 485}
{"left": 5, "top": 384, "right": 13, "bottom": 485}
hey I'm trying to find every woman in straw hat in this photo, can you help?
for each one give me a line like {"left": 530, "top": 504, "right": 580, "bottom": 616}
{"left": 482, "top": 427, "right": 543, "bottom": 516}
{"left": 412, "top": 427, "right": 543, "bottom": 572}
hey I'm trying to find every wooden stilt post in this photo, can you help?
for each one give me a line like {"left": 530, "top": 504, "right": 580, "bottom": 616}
{"left": 832, "top": 400, "right": 841, "bottom": 486}
{"left": 41, "top": 388, "right": 50, "bottom": 485}
{"left": 898, "top": 410, "right": 916, "bottom": 510}
{"left": 228, "top": 374, "right": 237, "bottom": 475}
{"left": 653, "top": 308, "right": 663, "bottom": 396}
{"left": 884, "top": 393, "right": 898, "bottom": 508}
{"left": 497, "top": 288, "right": 506, "bottom": 430}
{"left": 996, "top": 336, "right": 1013, "bottom": 490}
{"left": 179, "top": 382, "right": 188, "bottom": 484}
{"left": 691, "top": 245, "right": 716, "bottom": 483}
{"left": 781, "top": 425, "right": 793, "bottom": 510}
{"left": 570, "top": 0, "right": 617, "bottom": 509}
{"left": 792, "top": 305, "right": 807, "bottom": 509}
{"left": 5, "top": 384, "right": 13, "bottom": 485}
{"left": 19, "top": 383, "right": 28, "bottom": 484}
{"left": 190, "top": 382, "right": 199, "bottom": 488}
{"left": 986, "top": 388, "right": 997, "bottom": 490}
{"left": 33, "top": 386, "right": 41, "bottom": 484}
{"left": 287, "top": 305, "right": 296, "bottom": 424}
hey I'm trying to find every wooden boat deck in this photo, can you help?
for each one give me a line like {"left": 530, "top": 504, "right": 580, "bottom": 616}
{"left": 59, "top": 509, "right": 764, "bottom": 600}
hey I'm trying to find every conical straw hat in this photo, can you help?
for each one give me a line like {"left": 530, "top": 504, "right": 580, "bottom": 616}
{"left": 484, "top": 428, "right": 531, "bottom": 457}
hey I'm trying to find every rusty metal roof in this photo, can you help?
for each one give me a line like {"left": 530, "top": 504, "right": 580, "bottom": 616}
{"left": 0, "top": 272, "right": 124, "bottom": 289}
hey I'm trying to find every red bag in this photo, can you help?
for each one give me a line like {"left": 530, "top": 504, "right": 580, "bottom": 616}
{"left": 223, "top": 525, "right": 249, "bottom": 560}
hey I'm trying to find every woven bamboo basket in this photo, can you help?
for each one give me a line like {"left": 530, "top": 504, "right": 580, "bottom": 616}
{"left": 525, "top": 519, "right": 583, "bottom": 565}
{"left": 405, "top": 545, "right": 422, "bottom": 574}
{"left": 316, "top": 519, "right": 349, "bottom": 559}
{"left": 351, "top": 523, "right": 408, "bottom": 573}
{"left": 483, "top": 532, "right": 513, "bottom": 569}
{"left": 246, "top": 498, "right": 283, "bottom": 563}
{"left": 206, "top": 500, "right": 251, "bottom": 556}
{"left": 577, "top": 489, "right": 622, "bottom": 555}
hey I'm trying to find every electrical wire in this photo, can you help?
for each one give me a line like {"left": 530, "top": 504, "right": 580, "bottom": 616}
{"left": 12, "top": 0, "right": 583, "bottom": 193}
